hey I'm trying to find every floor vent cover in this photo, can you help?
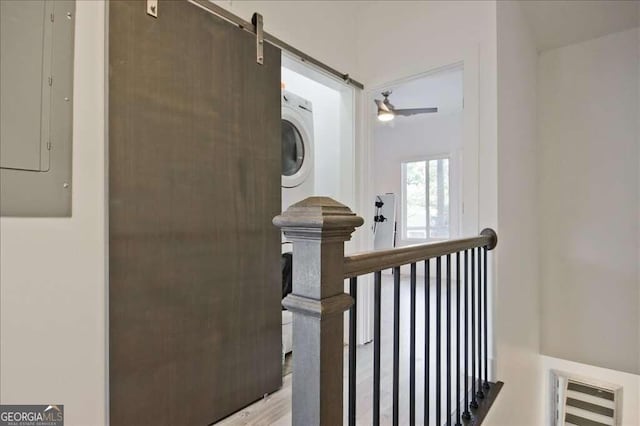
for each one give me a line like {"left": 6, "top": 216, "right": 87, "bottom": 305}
{"left": 553, "top": 371, "right": 622, "bottom": 426}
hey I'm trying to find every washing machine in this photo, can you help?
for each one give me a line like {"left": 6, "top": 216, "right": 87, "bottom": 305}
{"left": 281, "top": 90, "right": 314, "bottom": 211}
{"left": 281, "top": 90, "right": 314, "bottom": 357}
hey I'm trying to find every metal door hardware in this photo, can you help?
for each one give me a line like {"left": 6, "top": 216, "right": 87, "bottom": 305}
{"left": 252, "top": 13, "right": 263, "bottom": 65}
{"left": 147, "top": 0, "right": 158, "bottom": 18}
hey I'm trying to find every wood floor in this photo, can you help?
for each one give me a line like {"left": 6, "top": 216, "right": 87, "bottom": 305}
{"left": 217, "top": 273, "right": 485, "bottom": 426}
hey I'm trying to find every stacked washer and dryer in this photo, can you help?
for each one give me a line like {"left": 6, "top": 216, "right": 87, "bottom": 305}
{"left": 280, "top": 89, "right": 315, "bottom": 356}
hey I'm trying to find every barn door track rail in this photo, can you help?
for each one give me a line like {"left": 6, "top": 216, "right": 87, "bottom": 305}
{"left": 147, "top": 0, "right": 365, "bottom": 89}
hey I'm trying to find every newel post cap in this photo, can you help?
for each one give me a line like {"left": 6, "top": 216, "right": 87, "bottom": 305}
{"left": 273, "top": 197, "right": 364, "bottom": 241}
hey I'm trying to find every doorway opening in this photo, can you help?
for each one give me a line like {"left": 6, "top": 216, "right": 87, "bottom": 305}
{"left": 357, "top": 60, "right": 479, "bottom": 345}
{"left": 279, "top": 53, "right": 357, "bottom": 358}
{"left": 372, "top": 64, "right": 464, "bottom": 252}
{"left": 280, "top": 55, "right": 356, "bottom": 214}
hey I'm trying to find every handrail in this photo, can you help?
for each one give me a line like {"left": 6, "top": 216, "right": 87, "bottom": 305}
{"left": 273, "top": 198, "right": 501, "bottom": 425}
{"left": 343, "top": 229, "right": 497, "bottom": 278}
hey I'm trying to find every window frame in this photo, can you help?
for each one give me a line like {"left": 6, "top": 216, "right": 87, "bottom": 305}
{"left": 400, "top": 153, "right": 452, "bottom": 243}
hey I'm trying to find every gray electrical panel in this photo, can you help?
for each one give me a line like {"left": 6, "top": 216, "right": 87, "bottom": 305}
{"left": 0, "top": 0, "right": 75, "bottom": 216}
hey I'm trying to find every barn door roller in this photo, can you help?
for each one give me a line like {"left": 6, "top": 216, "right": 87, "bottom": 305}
{"left": 252, "top": 13, "right": 264, "bottom": 65}
{"left": 146, "top": 0, "right": 157, "bottom": 18}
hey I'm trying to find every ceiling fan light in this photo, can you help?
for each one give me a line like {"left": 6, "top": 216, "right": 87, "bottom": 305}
{"left": 377, "top": 110, "right": 394, "bottom": 122}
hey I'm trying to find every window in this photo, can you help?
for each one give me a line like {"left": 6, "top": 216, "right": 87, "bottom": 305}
{"left": 402, "top": 157, "right": 450, "bottom": 240}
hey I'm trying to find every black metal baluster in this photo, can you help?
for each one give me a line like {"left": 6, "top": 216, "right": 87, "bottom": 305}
{"left": 410, "top": 263, "right": 417, "bottom": 426}
{"left": 373, "top": 271, "right": 382, "bottom": 426}
{"left": 476, "top": 247, "right": 484, "bottom": 400}
{"left": 393, "top": 266, "right": 401, "bottom": 426}
{"left": 446, "top": 255, "right": 452, "bottom": 425}
{"left": 348, "top": 277, "right": 357, "bottom": 426}
{"left": 462, "top": 250, "right": 471, "bottom": 420}
{"left": 436, "top": 257, "right": 442, "bottom": 425}
{"left": 470, "top": 249, "right": 478, "bottom": 409}
{"left": 424, "top": 259, "right": 431, "bottom": 425}
{"left": 456, "top": 252, "right": 461, "bottom": 425}
{"left": 483, "top": 247, "right": 490, "bottom": 391}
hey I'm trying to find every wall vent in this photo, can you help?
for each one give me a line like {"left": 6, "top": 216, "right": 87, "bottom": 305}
{"left": 552, "top": 370, "right": 623, "bottom": 426}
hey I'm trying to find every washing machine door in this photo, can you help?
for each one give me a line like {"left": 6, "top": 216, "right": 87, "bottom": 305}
{"left": 281, "top": 107, "right": 313, "bottom": 188}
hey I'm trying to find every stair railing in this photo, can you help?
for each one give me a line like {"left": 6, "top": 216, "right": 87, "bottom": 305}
{"left": 274, "top": 197, "right": 502, "bottom": 426}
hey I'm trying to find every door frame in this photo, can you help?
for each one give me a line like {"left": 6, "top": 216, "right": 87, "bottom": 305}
{"left": 356, "top": 48, "right": 481, "bottom": 344}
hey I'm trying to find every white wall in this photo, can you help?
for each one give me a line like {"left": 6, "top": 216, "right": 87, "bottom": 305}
{"left": 485, "top": 2, "right": 542, "bottom": 425}
{"left": 0, "top": 2, "right": 107, "bottom": 425}
{"left": 538, "top": 28, "right": 640, "bottom": 375}
{"left": 491, "top": 7, "right": 640, "bottom": 425}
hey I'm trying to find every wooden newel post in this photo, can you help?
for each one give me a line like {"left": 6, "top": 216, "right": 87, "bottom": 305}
{"left": 274, "top": 197, "right": 364, "bottom": 426}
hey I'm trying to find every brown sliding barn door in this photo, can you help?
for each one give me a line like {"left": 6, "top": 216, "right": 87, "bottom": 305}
{"left": 108, "top": 2, "right": 282, "bottom": 424}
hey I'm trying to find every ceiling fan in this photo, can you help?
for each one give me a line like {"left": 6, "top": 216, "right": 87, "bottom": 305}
{"left": 375, "top": 90, "right": 438, "bottom": 122}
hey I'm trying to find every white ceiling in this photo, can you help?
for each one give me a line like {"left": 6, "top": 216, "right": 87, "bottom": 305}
{"left": 520, "top": 0, "right": 640, "bottom": 52}
{"left": 374, "top": 65, "right": 463, "bottom": 118}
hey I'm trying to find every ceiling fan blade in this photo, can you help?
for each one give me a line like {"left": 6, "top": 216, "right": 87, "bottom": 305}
{"left": 394, "top": 107, "right": 438, "bottom": 116}
{"left": 375, "top": 98, "right": 393, "bottom": 113}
